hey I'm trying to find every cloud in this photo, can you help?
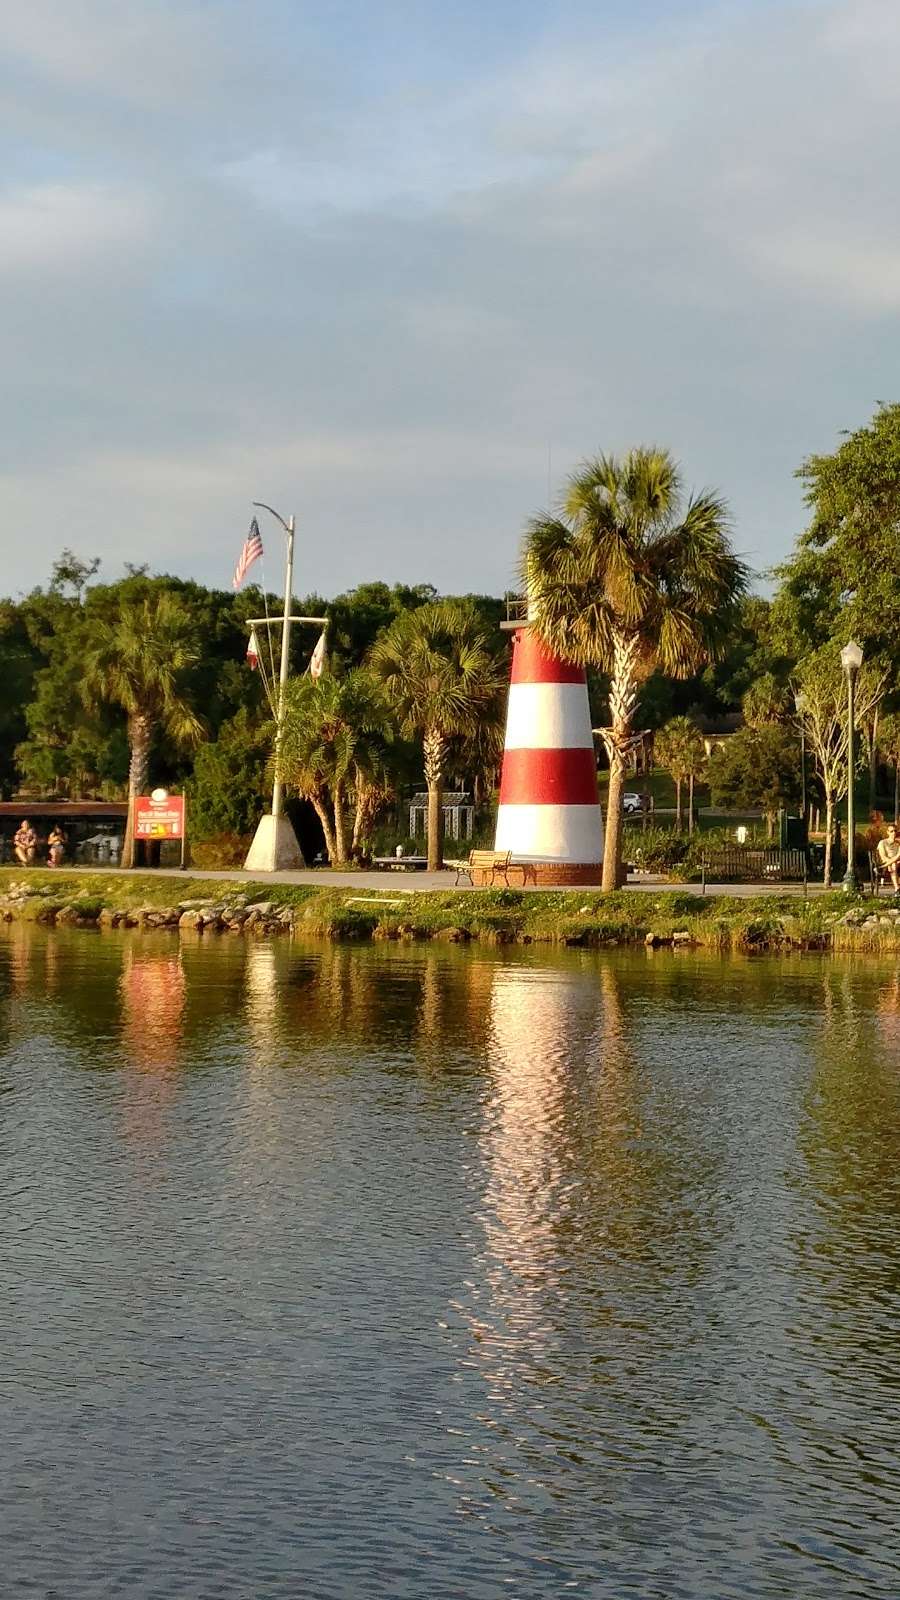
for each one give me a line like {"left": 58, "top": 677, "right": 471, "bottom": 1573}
{"left": 2, "top": 0, "right": 900, "bottom": 600}
{"left": 0, "top": 182, "right": 154, "bottom": 273}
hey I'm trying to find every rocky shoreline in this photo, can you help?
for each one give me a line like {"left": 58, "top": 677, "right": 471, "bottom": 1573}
{"left": 0, "top": 882, "right": 294, "bottom": 937}
{"left": 2, "top": 872, "right": 900, "bottom": 953}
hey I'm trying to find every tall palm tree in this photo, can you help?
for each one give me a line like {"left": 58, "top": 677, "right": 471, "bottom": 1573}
{"left": 525, "top": 448, "right": 746, "bottom": 890}
{"left": 82, "top": 593, "right": 203, "bottom": 867}
{"left": 654, "top": 716, "right": 706, "bottom": 833}
{"left": 370, "top": 601, "right": 505, "bottom": 870}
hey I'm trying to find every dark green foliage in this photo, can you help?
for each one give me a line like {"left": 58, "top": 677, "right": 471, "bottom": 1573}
{"left": 772, "top": 401, "right": 900, "bottom": 660}
{"left": 708, "top": 725, "right": 802, "bottom": 823}
{"left": 186, "top": 710, "right": 269, "bottom": 840}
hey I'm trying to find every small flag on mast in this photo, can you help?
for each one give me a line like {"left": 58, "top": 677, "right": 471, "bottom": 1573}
{"left": 309, "top": 628, "right": 327, "bottom": 680}
{"left": 233, "top": 518, "right": 264, "bottom": 590}
{"left": 246, "top": 626, "right": 261, "bottom": 671}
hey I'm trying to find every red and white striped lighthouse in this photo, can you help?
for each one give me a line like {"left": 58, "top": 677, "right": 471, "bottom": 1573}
{"left": 494, "top": 624, "right": 604, "bottom": 884}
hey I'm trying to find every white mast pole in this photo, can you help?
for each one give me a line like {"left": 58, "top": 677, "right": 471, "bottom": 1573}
{"left": 271, "top": 511, "right": 294, "bottom": 821}
{"left": 243, "top": 501, "right": 305, "bottom": 873}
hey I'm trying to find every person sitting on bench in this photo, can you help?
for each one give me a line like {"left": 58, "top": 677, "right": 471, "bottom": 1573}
{"left": 876, "top": 825, "right": 900, "bottom": 892}
{"left": 14, "top": 819, "right": 37, "bottom": 867}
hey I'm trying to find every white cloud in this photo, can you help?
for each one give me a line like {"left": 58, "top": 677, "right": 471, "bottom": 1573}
{"left": 0, "top": 182, "right": 154, "bottom": 273}
{"left": 2, "top": 0, "right": 900, "bottom": 598}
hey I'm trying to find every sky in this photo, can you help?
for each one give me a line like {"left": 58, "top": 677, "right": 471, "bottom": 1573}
{"left": 2, "top": 0, "right": 898, "bottom": 599}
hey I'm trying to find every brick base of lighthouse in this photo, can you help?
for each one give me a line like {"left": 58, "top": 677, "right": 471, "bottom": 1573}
{"left": 471, "top": 861, "right": 604, "bottom": 888}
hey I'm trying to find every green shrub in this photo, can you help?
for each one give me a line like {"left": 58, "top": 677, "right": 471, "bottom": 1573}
{"left": 628, "top": 827, "right": 691, "bottom": 872}
{"left": 190, "top": 832, "right": 253, "bottom": 869}
{"left": 187, "top": 710, "right": 268, "bottom": 841}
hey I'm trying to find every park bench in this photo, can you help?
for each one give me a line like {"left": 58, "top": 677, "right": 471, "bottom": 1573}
{"left": 452, "top": 849, "right": 521, "bottom": 887}
{"left": 699, "top": 846, "right": 809, "bottom": 894}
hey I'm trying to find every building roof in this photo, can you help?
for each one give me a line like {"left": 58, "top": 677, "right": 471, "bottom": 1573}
{"left": 0, "top": 800, "right": 128, "bottom": 818}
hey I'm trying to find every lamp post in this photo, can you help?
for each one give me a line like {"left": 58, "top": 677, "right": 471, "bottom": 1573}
{"left": 794, "top": 689, "right": 807, "bottom": 826}
{"left": 840, "top": 639, "right": 864, "bottom": 893}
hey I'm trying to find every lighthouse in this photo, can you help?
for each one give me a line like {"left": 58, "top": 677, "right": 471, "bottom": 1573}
{"left": 493, "top": 612, "right": 604, "bottom": 885}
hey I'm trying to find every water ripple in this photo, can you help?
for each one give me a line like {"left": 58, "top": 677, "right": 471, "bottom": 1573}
{"left": 1, "top": 932, "right": 899, "bottom": 1597}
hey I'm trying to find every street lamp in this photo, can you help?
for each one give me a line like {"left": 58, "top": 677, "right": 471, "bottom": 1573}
{"left": 794, "top": 689, "right": 807, "bottom": 825}
{"left": 840, "top": 639, "right": 864, "bottom": 893}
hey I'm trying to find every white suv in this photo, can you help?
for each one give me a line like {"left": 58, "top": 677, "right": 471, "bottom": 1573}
{"left": 622, "top": 793, "right": 645, "bottom": 815}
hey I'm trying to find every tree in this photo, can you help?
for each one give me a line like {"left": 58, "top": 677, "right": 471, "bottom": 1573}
{"left": 793, "top": 648, "right": 888, "bottom": 886}
{"left": 877, "top": 712, "right": 900, "bottom": 824}
{"left": 741, "top": 673, "right": 792, "bottom": 730}
{"left": 654, "top": 716, "right": 705, "bottom": 832}
{"left": 771, "top": 402, "right": 900, "bottom": 661}
{"left": 0, "top": 600, "right": 45, "bottom": 795}
{"left": 370, "top": 600, "right": 505, "bottom": 870}
{"left": 279, "top": 669, "right": 393, "bottom": 865}
{"left": 186, "top": 709, "right": 269, "bottom": 841}
{"left": 524, "top": 448, "right": 746, "bottom": 889}
{"left": 707, "top": 725, "right": 802, "bottom": 838}
{"left": 82, "top": 593, "right": 203, "bottom": 866}
{"left": 50, "top": 549, "right": 100, "bottom": 602}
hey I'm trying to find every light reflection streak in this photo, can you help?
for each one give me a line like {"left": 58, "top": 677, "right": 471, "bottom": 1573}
{"left": 118, "top": 943, "right": 186, "bottom": 1149}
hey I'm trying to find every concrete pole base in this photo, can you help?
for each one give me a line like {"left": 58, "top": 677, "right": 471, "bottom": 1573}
{"left": 243, "top": 814, "right": 305, "bottom": 872}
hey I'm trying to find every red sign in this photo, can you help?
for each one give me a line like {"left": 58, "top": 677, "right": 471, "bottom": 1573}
{"left": 134, "top": 795, "right": 185, "bottom": 839}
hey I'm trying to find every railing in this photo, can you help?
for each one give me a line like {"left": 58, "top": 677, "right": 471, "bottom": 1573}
{"left": 502, "top": 592, "right": 528, "bottom": 629}
{"left": 700, "top": 846, "right": 810, "bottom": 893}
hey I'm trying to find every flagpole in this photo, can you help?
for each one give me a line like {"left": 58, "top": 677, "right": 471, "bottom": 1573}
{"left": 271, "top": 512, "right": 294, "bottom": 822}
{"left": 243, "top": 501, "right": 305, "bottom": 873}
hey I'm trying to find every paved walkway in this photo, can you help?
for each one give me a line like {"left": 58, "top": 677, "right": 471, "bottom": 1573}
{"left": 20, "top": 865, "right": 833, "bottom": 898}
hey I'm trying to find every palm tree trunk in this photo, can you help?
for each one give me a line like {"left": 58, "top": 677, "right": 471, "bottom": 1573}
{"left": 674, "top": 777, "right": 682, "bottom": 833}
{"left": 824, "top": 792, "right": 834, "bottom": 888}
{"left": 122, "top": 710, "right": 152, "bottom": 869}
{"left": 868, "top": 710, "right": 879, "bottom": 811}
{"left": 352, "top": 778, "right": 369, "bottom": 857}
{"left": 603, "top": 747, "right": 627, "bottom": 891}
{"left": 311, "top": 795, "right": 337, "bottom": 864}
{"left": 423, "top": 728, "right": 446, "bottom": 872}
{"left": 333, "top": 780, "right": 349, "bottom": 865}
{"left": 602, "top": 632, "right": 641, "bottom": 892}
{"left": 688, "top": 773, "right": 695, "bottom": 834}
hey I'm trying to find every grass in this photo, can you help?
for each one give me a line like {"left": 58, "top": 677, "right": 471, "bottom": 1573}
{"left": 1, "top": 868, "right": 895, "bottom": 952}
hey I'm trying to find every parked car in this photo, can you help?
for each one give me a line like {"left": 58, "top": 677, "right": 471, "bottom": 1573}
{"left": 623, "top": 793, "right": 646, "bottom": 815}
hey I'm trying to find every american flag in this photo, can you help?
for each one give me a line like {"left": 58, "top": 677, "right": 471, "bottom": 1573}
{"left": 232, "top": 518, "right": 263, "bottom": 590}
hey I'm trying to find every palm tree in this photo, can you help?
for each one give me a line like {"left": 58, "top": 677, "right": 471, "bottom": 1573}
{"left": 370, "top": 601, "right": 505, "bottom": 870}
{"left": 279, "top": 669, "right": 385, "bottom": 865}
{"left": 82, "top": 593, "right": 203, "bottom": 867}
{"left": 654, "top": 716, "right": 706, "bottom": 832}
{"left": 524, "top": 448, "right": 746, "bottom": 890}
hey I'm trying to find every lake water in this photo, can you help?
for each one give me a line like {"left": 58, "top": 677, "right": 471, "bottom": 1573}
{"left": 1, "top": 927, "right": 899, "bottom": 1599}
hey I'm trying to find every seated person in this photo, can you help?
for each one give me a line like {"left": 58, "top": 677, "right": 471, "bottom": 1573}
{"left": 876, "top": 824, "right": 900, "bottom": 891}
{"left": 14, "top": 820, "right": 37, "bottom": 866}
{"left": 47, "top": 825, "right": 66, "bottom": 866}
